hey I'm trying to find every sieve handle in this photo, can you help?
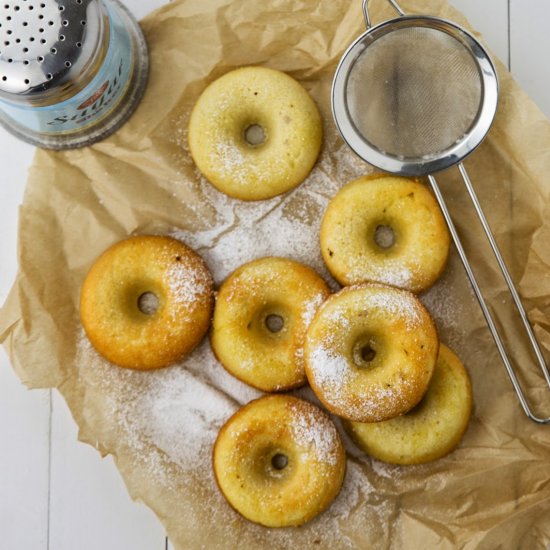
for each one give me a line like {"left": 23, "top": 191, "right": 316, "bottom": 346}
{"left": 428, "top": 171, "right": 550, "bottom": 424}
{"left": 362, "top": 0, "right": 405, "bottom": 29}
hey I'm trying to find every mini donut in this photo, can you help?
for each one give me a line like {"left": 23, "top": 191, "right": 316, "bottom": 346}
{"left": 211, "top": 257, "right": 330, "bottom": 392}
{"left": 304, "top": 283, "right": 438, "bottom": 423}
{"left": 213, "top": 394, "right": 346, "bottom": 527}
{"left": 80, "top": 235, "right": 214, "bottom": 370}
{"left": 188, "top": 66, "right": 323, "bottom": 201}
{"left": 320, "top": 174, "right": 450, "bottom": 293}
{"left": 344, "top": 344, "right": 472, "bottom": 464}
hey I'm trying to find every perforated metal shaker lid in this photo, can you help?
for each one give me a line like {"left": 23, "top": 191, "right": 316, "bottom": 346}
{"left": 0, "top": 0, "right": 106, "bottom": 103}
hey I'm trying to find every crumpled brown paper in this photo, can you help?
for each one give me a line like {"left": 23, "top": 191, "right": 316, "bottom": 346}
{"left": 2, "top": 0, "right": 550, "bottom": 547}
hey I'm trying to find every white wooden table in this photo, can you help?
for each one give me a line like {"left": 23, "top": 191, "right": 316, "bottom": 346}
{"left": 1, "top": 1, "right": 549, "bottom": 548}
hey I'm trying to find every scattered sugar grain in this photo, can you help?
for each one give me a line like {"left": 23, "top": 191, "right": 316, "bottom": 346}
{"left": 301, "top": 291, "right": 326, "bottom": 327}
{"left": 421, "top": 276, "right": 468, "bottom": 349}
{"left": 171, "top": 166, "right": 336, "bottom": 287}
{"left": 351, "top": 262, "right": 413, "bottom": 289}
{"left": 290, "top": 405, "right": 340, "bottom": 466}
{"left": 166, "top": 260, "right": 210, "bottom": 308}
{"left": 309, "top": 345, "right": 350, "bottom": 389}
{"left": 365, "top": 289, "right": 423, "bottom": 329}
{"left": 135, "top": 368, "right": 236, "bottom": 470}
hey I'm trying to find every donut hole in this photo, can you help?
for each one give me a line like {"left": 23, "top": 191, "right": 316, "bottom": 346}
{"left": 374, "top": 224, "right": 396, "bottom": 249}
{"left": 265, "top": 314, "right": 285, "bottom": 333}
{"left": 259, "top": 447, "right": 292, "bottom": 479}
{"left": 137, "top": 292, "right": 159, "bottom": 315}
{"left": 271, "top": 453, "right": 288, "bottom": 470}
{"left": 353, "top": 338, "right": 378, "bottom": 368}
{"left": 248, "top": 305, "right": 290, "bottom": 339}
{"left": 244, "top": 124, "right": 267, "bottom": 146}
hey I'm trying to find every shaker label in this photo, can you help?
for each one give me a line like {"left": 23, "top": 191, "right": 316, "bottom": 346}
{"left": 0, "top": 2, "right": 133, "bottom": 135}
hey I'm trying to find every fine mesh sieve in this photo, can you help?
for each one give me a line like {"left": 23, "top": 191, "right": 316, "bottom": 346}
{"left": 333, "top": 9, "right": 498, "bottom": 175}
{"left": 347, "top": 26, "right": 481, "bottom": 160}
{"left": 332, "top": 0, "right": 550, "bottom": 424}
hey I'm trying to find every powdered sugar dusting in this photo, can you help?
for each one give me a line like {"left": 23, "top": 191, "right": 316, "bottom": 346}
{"left": 365, "top": 288, "right": 423, "bottom": 329}
{"left": 77, "top": 334, "right": 241, "bottom": 478}
{"left": 170, "top": 179, "right": 330, "bottom": 285}
{"left": 308, "top": 342, "right": 413, "bottom": 421}
{"left": 215, "top": 138, "right": 250, "bottom": 186}
{"left": 305, "top": 286, "right": 430, "bottom": 421}
{"left": 350, "top": 261, "right": 414, "bottom": 289}
{"left": 301, "top": 291, "right": 326, "bottom": 327}
{"left": 290, "top": 401, "right": 341, "bottom": 466}
{"left": 136, "top": 369, "right": 235, "bottom": 470}
{"left": 309, "top": 345, "right": 350, "bottom": 388}
{"left": 166, "top": 259, "right": 211, "bottom": 307}
{"left": 421, "top": 256, "right": 471, "bottom": 350}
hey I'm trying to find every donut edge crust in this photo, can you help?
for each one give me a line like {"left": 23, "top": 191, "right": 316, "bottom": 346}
{"left": 212, "top": 394, "right": 346, "bottom": 527}
{"left": 320, "top": 174, "right": 450, "bottom": 293}
{"left": 210, "top": 256, "right": 331, "bottom": 392}
{"left": 304, "top": 282, "right": 440, "bottom": 423}
{"left": 188, "top": 66, "right": 323, "bottom": 201}
{"left": 80, "top": 234, "right": 214, "bottom": 370}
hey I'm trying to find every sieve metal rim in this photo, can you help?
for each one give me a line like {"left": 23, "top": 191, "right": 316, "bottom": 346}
{"left": 331, "top": 15, "right": 499, "bottom": 176}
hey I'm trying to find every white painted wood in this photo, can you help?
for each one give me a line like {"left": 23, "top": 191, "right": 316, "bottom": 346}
{"left": 0, "top": 46, "right": 48, "bottom": 547}
{"left": 0, "top": 355, "right": 50, "bottom": 549}
{"left": 0, "top": 133, "right": 34, "bottom": 304}
{"left": 48, "top": 391, "right": 166, "bottom": 550}
{"left": 449, "top": 0, "right": 509, "bottom": 67}
{"left": 510, "top": 0, "right": 550, "bottom": 119}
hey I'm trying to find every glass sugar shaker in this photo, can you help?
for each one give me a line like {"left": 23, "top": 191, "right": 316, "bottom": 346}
{"left": 0, "top": 0, "right": 149, "bottom": 149}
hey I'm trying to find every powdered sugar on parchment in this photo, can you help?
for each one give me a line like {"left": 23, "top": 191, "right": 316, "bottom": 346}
{"left": 169, "top": 158, "right": 346, "bottom": 286}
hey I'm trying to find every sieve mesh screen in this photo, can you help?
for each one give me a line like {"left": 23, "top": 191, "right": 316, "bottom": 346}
{"left": 346, "top": 26, "right": 482, "bottom": 159}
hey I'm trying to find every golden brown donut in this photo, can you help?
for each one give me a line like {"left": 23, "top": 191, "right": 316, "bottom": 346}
{"left": 304, "top": 283, "right": 439, "bottom": 422}
{"left": 211, "top": 257, "right": 330, "bottom": 392}
{"left": 320, "top": 174, "right": 450, "bottom": 293}
{"left": 213, "top": 394, "right": 346, "bottom": 527}
{"left": 344, "top": 344, "right": 472, "bottom": 464}
{"left": 80, "top": 235, "right": 214, "bottom": 370}
{"left": 188, "top": 66, "right": 323, "bottom": 201}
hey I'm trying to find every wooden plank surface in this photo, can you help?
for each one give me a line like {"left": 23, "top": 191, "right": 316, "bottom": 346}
{"left": 48, "top": 393, "right": 166, "bottom": 550}
{"left": 510, "top": 0, "right": 550, "bottom": 118}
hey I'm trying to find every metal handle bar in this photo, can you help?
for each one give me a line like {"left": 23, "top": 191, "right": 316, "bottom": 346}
{"left": 362, "top": 0, "right": 404, "bottom": 29}
{"left": 429, "top": 169, "right": 550, "bottom": 424}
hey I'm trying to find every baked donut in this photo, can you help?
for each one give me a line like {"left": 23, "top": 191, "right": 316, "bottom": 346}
{"left": 344, "top": 344, "right": 472, "bottom": 464}
{"left": 211, "top": 257, "right": 330, "bottom": 392}
{"left": 80, "top": 235, "right": 214, "bottom": 370}
{"left": 188, "top": 66, "right": 323, "bottom": 201}
{"left": 304, "top": 283, "right": 438, "bottom": 422}
{"left": 213, "top": 394, "right": 346, "bottom": 527}
{"left": 320, "top": 174, "right": 450, "bottom": 293}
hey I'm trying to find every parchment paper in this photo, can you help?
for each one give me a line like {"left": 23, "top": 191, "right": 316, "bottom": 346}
{"left": 2, "top": 0, "right": 550, "bottom": 548}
